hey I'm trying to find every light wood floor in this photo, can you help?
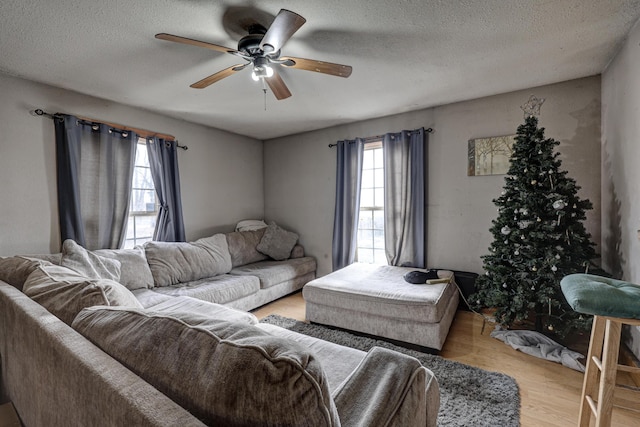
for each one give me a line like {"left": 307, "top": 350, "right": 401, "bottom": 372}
{"left": 253, "top": 292, "right": 640, "bottom": 427}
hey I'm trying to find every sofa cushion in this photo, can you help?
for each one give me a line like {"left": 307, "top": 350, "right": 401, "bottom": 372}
{"left": 94, "top": 247, "right": 154, "bottom": 291}
{"left": 0, "top": 256, "right": 52, "bottom": 291}
{"left": 256, "top": 222, "right": 299, "bottom": 261}
{"left": 148, "top": 274, "right": 260, "bottom": 304}
{"left": 23, "top": 264, "right": 142, "bottom": 325}
{"left": 230, "top": 257, "right": 317, "bottom": 289}
{"left": 225, "top": 229, "right": 269, "bottom": 268}
{"left": 144, "top": 234, "right": 232, "bottom": 287}
{"left": 150, "top": 296, "right": 258, "bottom": 325}
{"left": 60, "top": 239, "right": 121, "bottom": 282}
{"left": 72, "top": 307, "right": 340, "bottom": 427}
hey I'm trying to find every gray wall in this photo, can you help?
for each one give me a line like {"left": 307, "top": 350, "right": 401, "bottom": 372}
{"left": 602, "top": 18, "right": 640, "bottom": 356}
{"left": 264, "top": 77, "right": 602, "bottom": 277}
{"left": 0, "top": 73, "right": 264, "bottom": 256}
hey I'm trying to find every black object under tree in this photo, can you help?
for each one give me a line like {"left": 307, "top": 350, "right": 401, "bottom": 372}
{"left": 471, "top": 96, "right": 596, "bottom": 338}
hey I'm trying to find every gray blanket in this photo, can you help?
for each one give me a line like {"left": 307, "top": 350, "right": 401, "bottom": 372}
{"left": 491, "top": 326, "right": 585, "bottom": 372}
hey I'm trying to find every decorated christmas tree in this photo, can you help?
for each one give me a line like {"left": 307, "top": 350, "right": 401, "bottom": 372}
{"left": 472, "top": 96, "right": 596, "bottom": 337}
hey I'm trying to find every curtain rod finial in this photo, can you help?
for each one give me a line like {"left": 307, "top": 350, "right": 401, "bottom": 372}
{"left": 30, "top": 109, "right": 43, "bottom": 117}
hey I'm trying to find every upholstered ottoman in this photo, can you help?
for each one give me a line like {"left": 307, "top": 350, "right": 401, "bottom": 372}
{"left": 303, "top": 263, "right": 459, "bottom": 350}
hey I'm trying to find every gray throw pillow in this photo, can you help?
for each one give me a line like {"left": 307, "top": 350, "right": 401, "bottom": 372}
{"left": 60, "top": 239, "right": 121, "bottom": 282}
{"left": 144, "top": 233, "right": 232, "bottom": 287}
{"left": 94, "top": 247, "right": 154, "bottom": 291}
{"left": 23, "top": 264, "right": 142, "bottom": 325}
{"left": 225, "top": 229, "right": 269, "bottom": 267}
{"left": 72, "top": 307, "right": 340, "bottom": 426}
{"left": 0, "top": 256, "right": 52, "bottom": 291}
{"left": 256, "top": 222, "right": 299, "bottom": 261}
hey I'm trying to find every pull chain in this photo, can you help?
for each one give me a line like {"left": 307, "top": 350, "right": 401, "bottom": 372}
{"left": 262, "top": 78, "right": 268, "bottom": 111}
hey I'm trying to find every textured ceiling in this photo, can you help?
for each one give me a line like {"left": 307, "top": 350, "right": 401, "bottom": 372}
{"left": 1, "top": 0, "right": 639, "bottom": 140}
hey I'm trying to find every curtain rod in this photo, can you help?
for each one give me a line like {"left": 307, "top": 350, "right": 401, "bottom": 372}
{"left": 328, "top": 127, "right": 433, "bottom": 148}
{"left": 31, "top": 109, "right": 188, "bottom": 150}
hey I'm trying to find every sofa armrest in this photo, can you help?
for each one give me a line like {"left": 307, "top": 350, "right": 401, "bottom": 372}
{"left": 332, "top": 346, "right": 439, "bottom": 427}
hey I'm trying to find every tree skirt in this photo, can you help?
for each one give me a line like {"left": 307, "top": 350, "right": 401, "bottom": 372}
{"left": 261, "top": 315, "right": 520, "bottom": 427}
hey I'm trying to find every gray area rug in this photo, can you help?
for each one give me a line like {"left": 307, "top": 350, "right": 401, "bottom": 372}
{"left": 261, "top": 315, "right": 520, "bottom": 427}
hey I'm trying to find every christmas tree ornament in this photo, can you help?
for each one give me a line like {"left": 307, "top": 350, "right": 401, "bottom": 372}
{"left": 552, "top": 200, "right": 566, "bottom": 210}
{"left": 501, "top": 226, "right": 511, "bottom": 235}
{"left": 547, "top": 325, "right": 554, "bottom": 331}
{"left": 538, "top": 150, "right": 542, "bottom": 154}
{"left": 531, "top": 180, "right": 537, "bottom": 185}
{"left": 520, "top": 235, "right": 525, "bottom": 240}
{"left": 573, "top": 204, "right": 577, "bottom": 209}
{"left": 502, "top": 283, "right": 507, "bottom": 288}
{"left": 536, "top": 217, "right": 542, "bottom": 222}
{"left": 531, "top": 266, "right": 537, "bottom": 271}
{"left": 551, "top": 265, "right": 558, "bottom": 272}
{"left": 514, "top": 250, "right": 519, "bottom": 255}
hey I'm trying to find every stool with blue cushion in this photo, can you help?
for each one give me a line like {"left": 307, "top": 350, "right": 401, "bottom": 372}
{"left": 561, "top": 274, "right": 640, "bottom": 426}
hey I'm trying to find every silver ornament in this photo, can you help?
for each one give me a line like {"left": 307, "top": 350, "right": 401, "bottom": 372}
{"left": 514, "top": 250, "right": 520, "bottom": 255}
{"left": 553, "top": 200, "right": 566, "bottom": 210}
{"left": 551, "top": 265, "right": 558, "bottom": 272}
{"left": 532, "top": 266, "right": 537, "bottom": 271}
{"left": 520, "top": 235, "right": 525, "bottom": 240}
{"left": 531, "top": 180, "right": 537, "bottom": 185}
{"left": 502, "top": 283, "right": 507, "bottom": 288}
{"left": 538, "top": 150, "right": 542, "bottom": 154}
{"left": 501, "top": 226, "right": 511, "bottom": 235}
{"left": 537, "top": 217, "right": 542, "bottom": 222}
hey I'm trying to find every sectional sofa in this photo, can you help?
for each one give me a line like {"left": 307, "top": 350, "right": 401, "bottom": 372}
{"left": 0, "top": 225, "right": 441, "bottom": 426}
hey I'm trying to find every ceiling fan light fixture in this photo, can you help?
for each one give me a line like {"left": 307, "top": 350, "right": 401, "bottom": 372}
{"left": 251, "top": 64, "right": 274, "bottom": 81}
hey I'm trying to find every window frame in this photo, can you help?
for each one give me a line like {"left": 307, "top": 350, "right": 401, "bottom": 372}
{"left": 356, "top": 140, "right": 386, "bottom": 265}
{"left": 123, "top": 138, "right": 158, "bottom": 248}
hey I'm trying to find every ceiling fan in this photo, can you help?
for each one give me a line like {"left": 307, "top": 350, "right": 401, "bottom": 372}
{"left": 155, "top": 9, "right": 353, "bottom": 100}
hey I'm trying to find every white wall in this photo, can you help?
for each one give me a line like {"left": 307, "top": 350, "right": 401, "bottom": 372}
{"left": 0, "top": 73, "right": 264, "bottom": 256}
{"left": 602, "top": 18, "right": 640, "bottom": 356}
{"left": 264, "top": 77, "right": 602, "bottom": 277}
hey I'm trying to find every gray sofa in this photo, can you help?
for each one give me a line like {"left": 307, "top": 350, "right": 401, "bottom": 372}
{"left": 0, "top": 229, "right": 441, "bottom": 426}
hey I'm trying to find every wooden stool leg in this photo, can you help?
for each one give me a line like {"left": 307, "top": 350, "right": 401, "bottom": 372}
{"left": 595, "top": 319, "right": 621, "bottom": 427}
{"left": 580, "top": 315, "right": 606, "bottom": 426}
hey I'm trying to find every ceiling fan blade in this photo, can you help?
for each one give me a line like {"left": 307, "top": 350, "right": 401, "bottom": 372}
{"left": 259, "top": 9, "right": 306, "bottom": 53}
{"left": 190, "top": 64, "right": 247, "bottom": 89}
{"left": 265, "top": 71, "right": 292, "bottom": 100}
{"left": 155, "top": 33, "right": 241, "bottom": 56}
{"left": 280, "top": 56, "right": 352, "bottom": 78}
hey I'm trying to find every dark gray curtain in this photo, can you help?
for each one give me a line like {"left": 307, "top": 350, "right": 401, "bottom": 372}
{"left": 383, "top": 128, "right": 426, "bottom": 267}
{"left": 332, "top": 138, "right": 365, "bottom": 271}
{"left": 54, "top": 115, "right": 136, "bottom": 249}
{"left": 146, "top": 137, "right": 186, "bottom": 242}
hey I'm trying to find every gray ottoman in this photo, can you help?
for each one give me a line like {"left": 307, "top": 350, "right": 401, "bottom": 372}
{"left": 303, "top": 263, "right": 459, "bottom": 350}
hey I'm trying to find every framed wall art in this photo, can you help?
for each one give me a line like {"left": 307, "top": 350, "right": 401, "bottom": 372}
{"left": 467, "top": 134, "right": 516, "bottom": 176}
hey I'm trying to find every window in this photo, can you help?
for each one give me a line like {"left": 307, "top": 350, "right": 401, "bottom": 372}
{"left": 123, "top": 138, "right": 157, "bottom": 248}
{"left": 356, "top": 141, "right": 386, "bottom": 264}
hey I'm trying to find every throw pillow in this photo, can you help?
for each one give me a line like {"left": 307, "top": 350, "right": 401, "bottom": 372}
{"left": 60, "top": 239, "right": 121, "bottom": 282}
{"left": 0, "top": 256, "right": 52, "bottom": 291}
{"left": 225, "top": 229, "right": 269, "bottom": 267}
{"left": 23, "top": 263, "right": 142, "bottom": 325}
{"left": 94, "top": 247, "right": 154, "bottom": 291}
{"left": 256, "top": 222, "right": 299, "bottom": 261}
{"left": 235, "top": 219, "right": 268, "bottom": 231}
{"left": 144, "top": 233, "right": 232, "bottom": 287}
{"left": 72, "top": 307, "right": 340, "bottom": 427}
